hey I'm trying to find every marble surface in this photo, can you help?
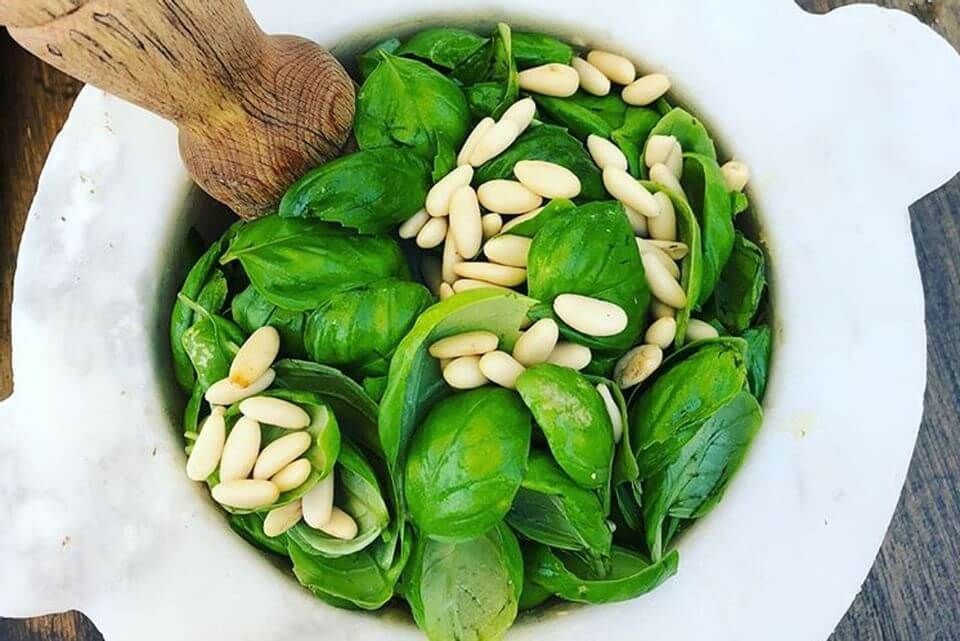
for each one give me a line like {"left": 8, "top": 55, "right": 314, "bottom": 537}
{"left": 2, "top": 1, "right": 960, "bottom": 640}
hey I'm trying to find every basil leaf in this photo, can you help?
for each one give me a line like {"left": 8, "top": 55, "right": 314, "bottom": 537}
{"left": 195, "top": 269, "right": 228, "bottom": 315}
{"left": 709, "top": 232, "right": 767, "bottom": 334}
{"left": 518, "top": 567, "right": 554, "bottom": 611}
{"left": 221, "top": 216, "right": 409, "bottom": 312}
{"left": 742, "top": 325, "right": 772, "bottom": 401}
{"left": 681, "top": 153, "right": 735, "bottom": 305}
{"left": 228, "top": 512, "right": 290, "bottom": 556}
{"left": 458, "top": 23, "right": 520, "bottom": 120}
{"left": 498, "top": 198, "right": 575, "bottom": 238}
{"left": 512, "top": 31, "right": 574, "bottom": 67}
{"left": 231, "top": 284, "right": 308, "bottom": 358}
{"left": 362, "top": 376, "right": 388, "bottom": 402}
{"left": 180, "top": 310, "right": 245, "bottom": 390}
{"left": 357, "top": 37, "right": 401, "bottom": 80}
{"left": 405, "top": 387, "right": 531, "bottom": 542}
{"left": 648, "top": 107, "right": 717, "bottom": 160}
{"left": 396, "top": 27, "right": 488, "bottom": 69}
{"left": 533, "top": 94, "right": 617, "bottom": 139}
{"left": 279, "top": 148, "right": 431, "bottom": 233}
{"left": 611, "top": 108, "right": 661, "bottom": 177}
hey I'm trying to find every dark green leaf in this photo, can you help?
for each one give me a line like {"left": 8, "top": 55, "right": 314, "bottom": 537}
{"left": 611, "top": 108, "right": 661, "bottom": 177}
{"left": 533, "top": 93, "right": 618, "bottom": 139}
{"left": 231, "top": 285, "right": 308, "bottom": 358}
{"left": 498, "top": 198, "right": 575, "bottom": 238}
{"left": 195, "top": 269, "right": 228, "bottom": 315}
{"left": 742, "top": 325, "right": 772, "bottom": 401}
{"left": 357, "top": 38, "right": 401, "bottom": 80}
{"left": 396, "top": 28, "right": 488, "bottom": 69}
{"left": 362, "top": 376, "right": 388, "bottom": 402}
{"left": 681, "top": 153, "right": 735, "bottom": 306}
{"left": 709, "top": 232, "right": 766, "bottom": 334}
{"left": 512, "top": 32, "right": 574, "bottom": 67}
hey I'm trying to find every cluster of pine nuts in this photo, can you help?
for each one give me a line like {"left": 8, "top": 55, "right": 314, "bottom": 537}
{"left": 185, "top": 327, "right": 357, "bottom": 540}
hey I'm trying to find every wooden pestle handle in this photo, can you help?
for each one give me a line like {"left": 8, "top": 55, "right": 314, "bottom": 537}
{"left": 1, "top": 0, "right": 356, "bottom": 219}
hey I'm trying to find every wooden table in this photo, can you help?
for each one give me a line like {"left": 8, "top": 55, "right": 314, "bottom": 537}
{"left": 1, "top": 1, "right": 958, "bottom": 639}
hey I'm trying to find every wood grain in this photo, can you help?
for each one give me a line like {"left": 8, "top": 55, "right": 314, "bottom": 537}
{"left": 1, "top": 1, "right": 958, "bottom": 639}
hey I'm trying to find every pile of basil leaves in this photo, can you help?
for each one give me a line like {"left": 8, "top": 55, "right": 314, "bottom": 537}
{"left": 169, "top": 23, "right": 772, "bottom": 641}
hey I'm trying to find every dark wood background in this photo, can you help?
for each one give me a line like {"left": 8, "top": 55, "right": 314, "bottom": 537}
{"left": 1, "top": 1, "right": 957, "bottom": 639}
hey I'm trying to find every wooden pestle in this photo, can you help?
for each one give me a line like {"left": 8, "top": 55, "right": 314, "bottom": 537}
{"left": 1, "top": 0, "right": 356, "bottom": 219}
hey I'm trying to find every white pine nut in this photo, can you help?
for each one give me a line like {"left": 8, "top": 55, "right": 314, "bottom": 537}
{"left": 439, "top": 282, "right": 455, "bottom": 300}
{"left": 442, "top": 228, "right": 463, "bottom": 283}
{"left": 428, "top": 330, "right": 500, "bottom": 359}
{"left": 443, "top": 355, "right": 490, "bottom": 389}
{"left": 603, "top": 167, "right": 661, "bottom": 218}
{"left": 587, "top": 135, "right": 628, "bottom": 171}
{"left": 219, "top": 416, "right": 261, "bottom": 482}
{"left": 546, "top": 342, "right": 592, "bottom": 370}
{"left": 271, "top": 458, "right": 312, "bottom": 492}
{"left": 239, "top": 396, "right": 310, "bottom": 429}
{"left": 622, "top": 73, "right": 671, "bottom": 106}
{"left": 469, "top": 119, "right": 521, "bottom": 166}
{"left": 642, "top": 253, "right": 687, "bottom": 309}
{"left": 399, "top": 208, "right": 430, "bottom": 239}
{"left": 229, "top": 326, "right": 280, "bottom": 388}
{"left": 518, "top": 63, "right": 580, "bottom": 97}
{"left": 186, "top": 410, "right": 226, "bottom": 481}
{"left": 666, "top": 141, "right": 684, "bottom": 178}
{"left": 448, "top": 185, "right": 483, "bottom": 259}
{"left": 205, "top": 368, "right": 276, "bottom": 406}
{"left": 501, "top": 98, "right": 537, "bottom": 131}
{"left": 512, "top": 318, "right": 560, "bottom": 366}
{"left": 586, "top": 50, "right": 636, "bottom": 85}
{"left": 211, "top": 480, "right": 279, "bottom": 510}
{"left": 721, "top": 160, "right": 751, "bottom": 192}
{"left": 452, "top": 279, "right": 512, "bottom": 293}
{"left": 572, "top": 57, "right": 611, "bottom": 96}
{"left": 302, "top": 473, "right": 335, "bottom": 528}
{"left": 481, "top": 213, "right": 503, "bottom": 239}
{"left": 319, "top": 507, "right": 359, "bottom": 540}
{"left": 614, "top": 344, "right": 664, "bottom": 389}
{"left": 636, "top": 238, "right": 680, "bottom": 279}
{"left": 648, "top": 239, "right": 689, "bottom": 260}
{"left": 478, "top": 351, "right": 526, "bottom": 390}
{"left": 650, "top": 163, "right": 687, "bottom": 201}
{"left": 596, "top": 383, "right": 624, "bottom": 443}
{"left": 650, "top": 299, "right": 677, "bottom": 319}
{"left": 686, "top": 319, "right": 721, "bottom": 341}
{"left": 554, "top": 294, "right": 628, "bottom": 337}
{"left": 483, "top": 234, "right": 532, "bottom": 267}
{"left": 500, "top": 207, "right": 543, "bottom": 233}
{"left": 263, "top": 501, "right": 303, "bottom": 537}
{"left": 513, "top": 160, "right": 581, "bottom": 199}
{"left": 416, "top": 217, "right": 448, "bottom": 249}
{"left": 624, "top": 205, "right": 649, "bottom": 236}
{"left": 649, "top": 192, "right": 677, "bottom": 241}
{"left": 645, "top": 317, "right": 678, "bottom": 348}
{"left": 421, "top": 255, "right": 443, "bottom": 296}
{"left": 253, "top": 431, "right": 312, "bottom": 480}
{"left": 645, "top": 135, "right": 678, "bottom": 169}
{"left": 477, "top": 180, "right": 543, "bottom": 215}
{"left": 454, "top": 262, "right": 527, "bottom": 287}
{"left": 458, "top": 118, "right": 495, "bottom": 167}
{"left": 426, "top": 165, "right": 474, "bottom": 217}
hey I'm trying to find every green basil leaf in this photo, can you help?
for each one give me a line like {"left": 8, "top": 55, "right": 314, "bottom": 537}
{"left": 182, "top": 381, "right": 204, "bottom": 439}
{"left": 524, "top": 544, "right": 679, "bottom": 604}
{"left": 228, "top": 512, "right": 290, "bottom": 557}
{"left": 497, "top": 198, "right": 575, "bottom": 238}
{"left": 180, "top": 310, "right": 245, "bottom": 390}
{"left": 279, "top": 148, "right": 431, "bottom": 233}
{"left": 681, "top": 153, "right": 735, "bottom": 306}
{"left": 231, "top": 285, "right": 308, "bottom": 358}
{"left": 648, "top": 107, "right": 717, "bottom": 160}
{"left": 221, "top": 216, "right": 409, "bottom": 312}
{"left": 732, "top": 191, "right": 750, "bottom": 216}
{"left": 460, "top": 23, "right": 520, "bottom": 120}
{"left": 195, "top": 269, "right": 228, "bottom": 315}
{"left": 465, "top": 81, "right": 508, "bottom": 118}
{"left": 709, "top": 232, "right": 766, "bottom": 334}
{"left": 742, "top": 325, "right": 772, "bottom": 401}
{"left": 396, "top": 28, "right": 488, "bottom": 69}
{"left": 512, "top": 31, "right": 574, "bottom": 67}
{"left": 405, "top": 387, "right": 531, "bottom": 542}
{"left": 362, "top": 376, "right": 388, "bottom": 402}
{"left": 516, "top": 364, "right": 615, "bottom": 490}
{"left": 611, "top": 108, "right": 661, "bottom": 177}
{"left": 533, "top": 93, "right": 617, "bottom": 139}
{"left": 357, "top": 37, "right": 401, "bottom": 80}
{"left": 518, "top": 568, "right": 554, "bottom": 611}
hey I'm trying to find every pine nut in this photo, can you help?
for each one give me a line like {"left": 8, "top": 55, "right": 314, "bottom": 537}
{"left": 449, "top": 185, "right": 483, "bottom": 258}
{"left": 637, "top": 238, "right": 680, "bottom": 279}
{"left": 648, "top": 240, "right": 689, "bottom": 260}
{"left": 614, "top": 344, "right": 664, "bottom": 389}
{"left": 205, "top": 368, "right": 276, "bottom": 406}
{"left": 302, "top": 472, "right": 335, "bottom": 528}
{"left": 645, "top": 135, "right": 678, "bottom": 169}
{"left": 553, "top": 294, "right": 628, "bottom": 337}
{"left": 253, "top": 431, "right": 312, "bottom": 480}
{"left": 666, "top": 142, "right": 684, "bottom": 178}
{"left": 477, "top": 180, "right": 543, "bottom": 215}
{"left": 469, "top": 119, "right": 521, "bottom": 166}
{"left": 426, "top": 165, "right": 474, "bottom": 217}
{"left": 442, "top": 228, "right": 463, "bottom": 283}
{"left": 645, "top": 317, "right": 678, "bottom": 348}
{"left": 481, "top": 213, "right": 503, "bottom": 239}
{"left": 624, "top": 205, "right": 649, "bottom": 236}
{"left": 546, "top": 342, "right": 592, "bottom": 370}
{"left": 421, "top": 255, "right": 443, "bottom": 296}
{"left": 622, "top": 73, "right": 671, "bottom": 106}
{"left": 399, "top": 208, "right": 430, "bottom": 239}
{"left": 478, "top": 351, "right": 526, "bottom": 389}
{"left": 650, "top": 299, "right": 677, "bottom": 319}
{"left": 219, "top": 416, "right": 261, "bottom": 482}
{"left": 650, "top": 163, "right": 687, "bottom": 200}
{"left": 428, "top": 330, "right": 499, "bottom": 359}
{"left": 416, "top": 217, "right": 448, "bottom": 249}
{"left": 443, "top": 355, "right": 489, "bottom": 389}
{"left": 501, "top": 98, "right": 537, "bottom": 131}
{"left": 452, "top": 279, "right": 512, "bottom": 293}
{"left": 484, "top": 234, "right": 532, "bottom": 267}
{"left": 319, "top": 507, "right": 359, "bottom": 540}
{"left": 512, "top": 318, "right": 560, "bottom": 366}
{"left": 458, "top": 118, "right": 495, "bottom": 167}
{"left": 514, "top": 160, "right": 581, "bottom": 199}
{"left": 263, "top": 501, "right": 303, "bottom": 537}
{"left": 229, "top": 327, "right": 280, "bottom": 388}
{"left": 596, "top": 383, "right": 623, "bottom": 443}
{"left": 572, "top": 57, "right": 611, "bottom": 96}
{"left": 271, "top": 458, "right": 312, "bottom": 492}
{"left": 721, "top": 160, "right": 751, "bottom": 192}
{"left": 648, "top": 192, "right": 677, "bottom": 241}
{"left": 500, "top": 207, "right": 543, "bottom": 233}
{"left": 439, "top": 282, "right": 455, "bottom": 300}
{"left": 240, "top": 397, "right": 310, "bottom": 429}
{"left": 454, "top": 262, "right": 527, "bottom": 287}
{"left": 686, "top": 319, "right": 720, "bottom": 341}
{"left": 642, "top": 253, "right": 687, "bottom": 308}
{"left": 586, "top": 50, "right": 636, "bottom": 85}
{"left": 603, "top": 167, "right": 661, "bottom": 218}
{"left": 186, "top": 411, "right": 226, "bottom": 481}
{"left": 587, "top": 135, "right": 628, "bottom": 171}
{"left": 518, "top": 63, "right": 580, "bottom": 97}
{"left": 211, "top": 479, "right": 279, "bottom": 510}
